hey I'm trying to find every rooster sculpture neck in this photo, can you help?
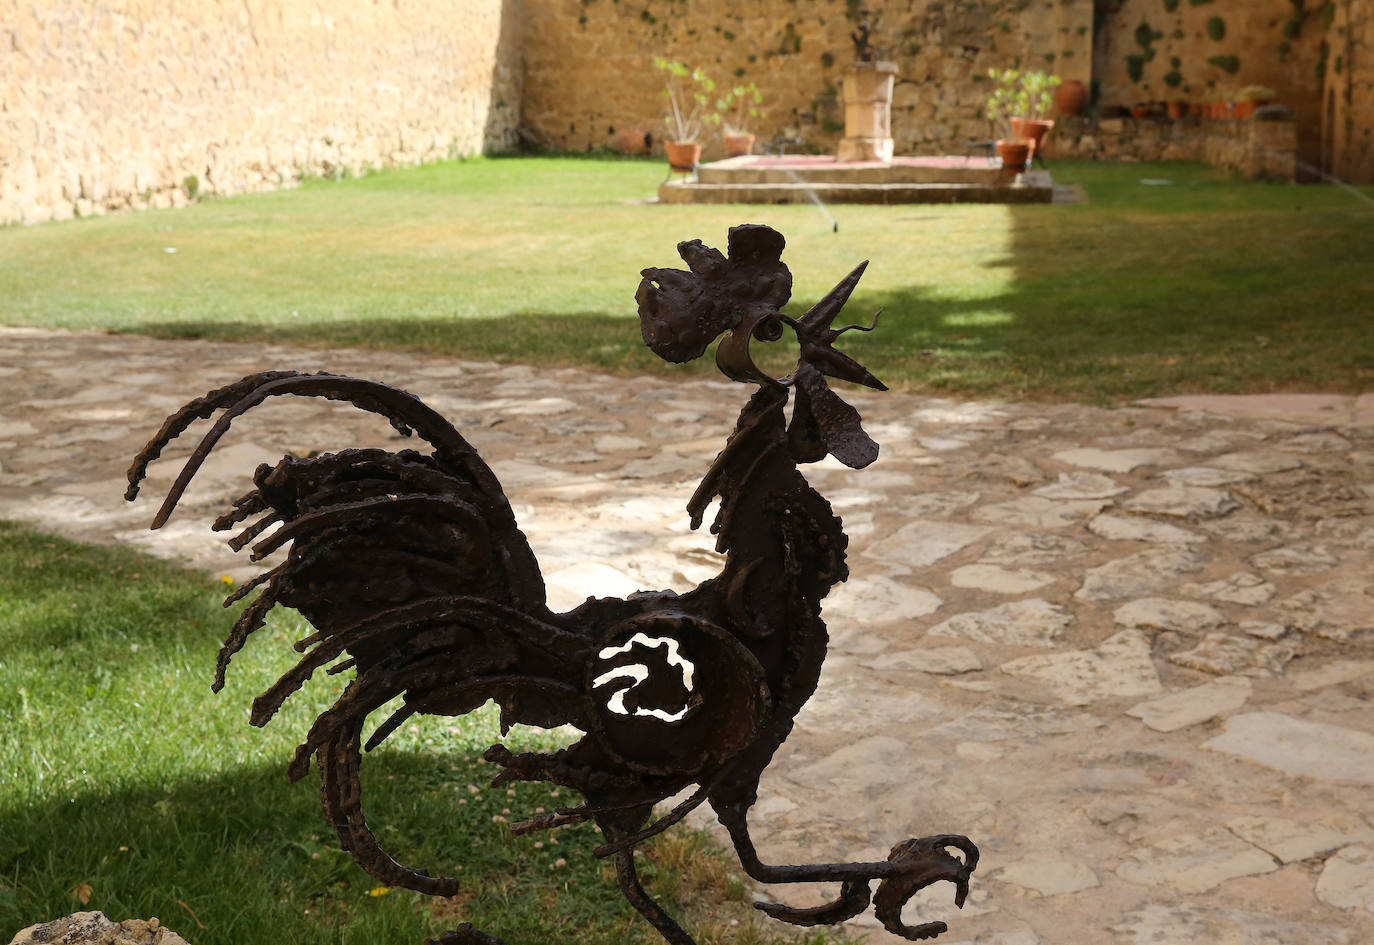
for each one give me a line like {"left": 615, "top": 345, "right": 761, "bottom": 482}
{"left": 126, "top": 224, "right": 977, "bottom": 945}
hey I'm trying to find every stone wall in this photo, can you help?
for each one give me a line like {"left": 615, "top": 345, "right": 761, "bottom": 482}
{"left": 1049, "top": 112, "right": 1300, "bottom": 181}
{"left": 5, "top": 0, "right": 1367, "bottom": 224}
{"left": 0, "top": 0, "right": 522, "bottom": 225}
{"left": 1091, "top": 0, "right": 1326, "bottom": 175}
{"left": 523, "top": 0, "right": 1356, "bottom": 180}
{"left": 1323, "top": 0, "right": 1374, "bottom": 183}
{"left": 522, "top": 0, "right": 1095, "bottom": 161}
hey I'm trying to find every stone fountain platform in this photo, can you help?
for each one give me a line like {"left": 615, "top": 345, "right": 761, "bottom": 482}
{"left": 659, "top": 154, "right": 1053, "bottom": 205}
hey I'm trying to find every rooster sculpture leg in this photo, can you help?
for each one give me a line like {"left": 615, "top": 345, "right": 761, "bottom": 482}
{"left": 127, "top": 224, "right": 979, "bottom": 945}
{"left": 714, "top": 803, "right": 979, "bottom": 941}
{"left": 601, "top": 819, "right": 699, "bottom": 945}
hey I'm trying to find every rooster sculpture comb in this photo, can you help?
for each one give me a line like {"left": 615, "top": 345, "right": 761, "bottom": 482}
{"left": 638, "top": 223, "right": 887, "bottom": 470}
{"left": 128, "top": 224, "right": 978, "bottom": 945}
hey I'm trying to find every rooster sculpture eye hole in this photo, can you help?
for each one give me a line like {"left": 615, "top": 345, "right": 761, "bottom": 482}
{"left": 751, "top": 316, "right": 787, "bottom": 343}
{"left": 592, "top": 632, "right": 697, "bottom": 723}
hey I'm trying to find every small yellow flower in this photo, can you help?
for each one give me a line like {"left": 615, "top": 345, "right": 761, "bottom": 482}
{"left": 220, "top": 576, "right": 234, "bottom": 586}
{"left": 368, "top": 886, "right": 391, "bottom": 897}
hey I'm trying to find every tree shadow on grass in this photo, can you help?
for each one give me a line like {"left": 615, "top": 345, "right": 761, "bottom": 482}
{"left": 129, "top": 285, "right": 1017, "bottom": 392}
{"left": 1, "top": 748, "right": 652, "bottom": 945}
{"left": 1, "top": 524, "right": 697, "bottom": 945}
{"left": 128, "top": 231, "right": 1373, "bottom": 406}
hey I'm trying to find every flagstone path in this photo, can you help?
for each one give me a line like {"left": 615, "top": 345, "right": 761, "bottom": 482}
{"left": 3, "top": 326, "right": 1372, "bottom": 945}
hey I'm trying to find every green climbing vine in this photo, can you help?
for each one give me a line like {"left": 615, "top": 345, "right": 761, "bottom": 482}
{"left": 1208, "top": 53, "right": 1241, "bottom": 73}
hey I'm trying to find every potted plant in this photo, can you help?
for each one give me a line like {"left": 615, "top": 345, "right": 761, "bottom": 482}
{"left": 1234, "top": 84, "right": 1276, "bottom": 119}
{"left": 653, "top": 57, "right": 718, "bottom": 172}
{"left": 984, "top": 68, "right": 1061, "bottom": 174}
{"left": 717, "top": 82, "right": 765, "bottom": 157}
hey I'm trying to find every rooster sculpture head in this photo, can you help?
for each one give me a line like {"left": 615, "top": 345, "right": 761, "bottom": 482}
{"left": 636, "top": 223, "right": 887, "bottom": 470}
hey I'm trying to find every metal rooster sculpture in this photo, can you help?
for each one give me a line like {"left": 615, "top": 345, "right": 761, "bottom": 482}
{"left": 125, "top": 224, "right": 977, "bottom": 945}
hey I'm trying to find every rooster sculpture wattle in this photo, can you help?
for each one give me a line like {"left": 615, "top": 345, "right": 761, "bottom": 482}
{"left": 126, "top": 225, "right": 978, "bottom": 945}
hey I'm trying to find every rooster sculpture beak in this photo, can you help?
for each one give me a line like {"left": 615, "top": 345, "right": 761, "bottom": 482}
{"left": 794, "top": 261, "right": 888, "bottom": 393}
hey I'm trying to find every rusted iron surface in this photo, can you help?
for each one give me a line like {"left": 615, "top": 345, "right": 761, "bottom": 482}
{"left": 127, "top": 224, "right": 978, "bottom": 944}
{"left": 851, "top": 14, "right": 878, "bottom": 63}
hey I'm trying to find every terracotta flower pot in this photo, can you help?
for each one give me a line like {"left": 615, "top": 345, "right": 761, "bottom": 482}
{"left": 723, "top": 133, "right": 756, "bottom": 157}
{"left": 1009, "top": 118, "right": 1054, "bottom": 160}
{"left": 1189, "top": 103, "right": 1205, "bottom": 117}
{"left": 1130, "top": 104, "right": 1152, "bottom": 119}
{"left": 1166, "top": 100, "right": 1186, "bottom": 120}
{"left": 995, "top": 139, "right": 1031, "bottom": 176}
{"left": 665, "top": 141, "right": 702, "bottom": 172}
{"left": 615, "top": 126, "right": 650, "bottom": 154}
{"left": 1054, "top": 79, "right": 1088, "bottom": 117}
{"left": 1233, "top": 101, "right": 1257, "bottom": 119}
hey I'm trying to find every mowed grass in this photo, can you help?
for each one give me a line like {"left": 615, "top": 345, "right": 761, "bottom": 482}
{"left": 0, "top": 522, "right": 837, "bottom": 945}
{"left": 0, "top": 154, "right": 1371, "bottom": 401}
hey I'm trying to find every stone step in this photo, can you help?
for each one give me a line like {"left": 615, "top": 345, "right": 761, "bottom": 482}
{"left": 697, "top": 161, "right": 1005, "bottom": 186}
{"left": 658, "top": 178, "right": 1053, "bottom": 205}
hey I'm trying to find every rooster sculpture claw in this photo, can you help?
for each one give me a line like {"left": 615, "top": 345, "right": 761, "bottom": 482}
{"left": 425, "top": 923, "right": 505, "bottom": 945}
{"left": 873, "top": 835, "right": 980, "bottom": 941}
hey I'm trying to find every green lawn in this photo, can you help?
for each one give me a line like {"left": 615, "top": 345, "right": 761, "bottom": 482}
{"left": 0, "top": 523, "right": 834, "bottom": 945}
{"left": 0, "top": 154, "right": 1370, "bottom": 401}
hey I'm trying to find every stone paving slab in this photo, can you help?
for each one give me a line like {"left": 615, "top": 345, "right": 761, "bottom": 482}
{"left": 2, "top": 326, "right": 1373, "bottom": 945}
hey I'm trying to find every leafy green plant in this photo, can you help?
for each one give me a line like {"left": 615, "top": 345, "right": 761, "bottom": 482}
{"left": 717, "top": 82, "right": 765, "bottom": 136}
{"left": 983, "top": 68, "right": 1062, "bottom": 137}
{"left": 1237, "top": 84, "right": 1276, "bottom": 101}
{"left": 652, "top": 58, "right": 719, "bottom": 143}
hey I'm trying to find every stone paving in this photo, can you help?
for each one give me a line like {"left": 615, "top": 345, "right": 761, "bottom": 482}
{"left": 3, "top": 325, "right": 1373, "bottom": 945}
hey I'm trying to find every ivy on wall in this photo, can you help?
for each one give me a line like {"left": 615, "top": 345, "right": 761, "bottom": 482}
{"left": 1103, "top": 0, "right": 1339, "bottom": 101}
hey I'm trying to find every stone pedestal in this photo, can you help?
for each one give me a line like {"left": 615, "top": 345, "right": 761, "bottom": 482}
{"left": 837, "top": 61, "right": 898, "bottom": 163}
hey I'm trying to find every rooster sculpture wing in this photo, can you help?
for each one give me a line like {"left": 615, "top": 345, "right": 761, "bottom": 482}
{"left": 127, "top": 225, "right": 977, "bottom": 945}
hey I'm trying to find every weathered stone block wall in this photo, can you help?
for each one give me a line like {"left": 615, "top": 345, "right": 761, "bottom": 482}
{"left": 1323, "top": 0, "right": 1374, "bottom": 183}
{"left": 523, "top": 0, "right": 1095, "bottom": 161}
{"left": 1049, "top": 112, "right": 1299, "bottom": 181}
{"left": 0, "top": 0, "right": 522, "bottom": 225}
{"left": 1092, "top": 0, "right": 1326, "bottom": 174}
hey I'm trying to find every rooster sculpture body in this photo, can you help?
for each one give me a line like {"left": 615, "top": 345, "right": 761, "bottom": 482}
{"left": 126, "top": 225, "right": 977, "bottom": 945}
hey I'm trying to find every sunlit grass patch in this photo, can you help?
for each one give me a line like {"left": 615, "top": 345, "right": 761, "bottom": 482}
{"left": 0, "top": 155, "right": 1369, "bottom": 402}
